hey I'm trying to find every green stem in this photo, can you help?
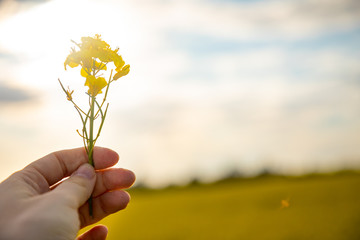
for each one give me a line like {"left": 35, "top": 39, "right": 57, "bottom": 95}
{"left": 88, "top": 95, "right": 96, "bottom": 217}
{"left": 94, "top": 69, "right": 113, "bottom": 118}
{"left": 88, "top": 96, "right": 95, "bottom": 167}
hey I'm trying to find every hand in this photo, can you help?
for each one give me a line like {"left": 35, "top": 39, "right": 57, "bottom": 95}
{"left": 0, "top": 147, "right": 135, "bottom": 240}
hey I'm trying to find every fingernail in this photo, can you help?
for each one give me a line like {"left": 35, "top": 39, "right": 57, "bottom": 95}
{"left": 73, "top": 164, "right": 95, "bottom": 180}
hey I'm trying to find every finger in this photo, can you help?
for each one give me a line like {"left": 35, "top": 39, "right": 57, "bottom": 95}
{"left": 49, "top": 164, "right": 96, "bottom": 209}
{"left": 93, "top": 168, "right": 136, "bottom": 197}
{"left": 23, "top": 147, "right": 119, "bottom": 188}
{"left": 77, "top": 225, "right": 108, "bottom": 240}
{"left": 79, "top": 190, "right": 130, "bottom": 227}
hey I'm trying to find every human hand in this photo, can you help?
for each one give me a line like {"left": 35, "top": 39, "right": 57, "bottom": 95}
{"left": 0, "top": 147, "right": 135, "bottom": 240}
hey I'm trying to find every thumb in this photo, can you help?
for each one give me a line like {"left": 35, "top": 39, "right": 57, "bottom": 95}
{"left": 51, "top": 163, "right": 96, "bottom": 209}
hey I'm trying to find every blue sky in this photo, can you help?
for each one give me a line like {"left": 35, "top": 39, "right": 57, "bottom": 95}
{"left": 0, "top": 0, "right": 359, "bottom": 187}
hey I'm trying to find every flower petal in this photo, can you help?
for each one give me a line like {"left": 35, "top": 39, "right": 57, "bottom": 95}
{"left": 85, "top": 75, "right": 107, "bottom": 96}
{"left": 81, "top": 67, "right": 90, "bottom": 77}
{"left": 113, "top": 64, "right": 130, "bottom": 80}
{"left": 114, "top": 54, "right": 125, "bottom": 70}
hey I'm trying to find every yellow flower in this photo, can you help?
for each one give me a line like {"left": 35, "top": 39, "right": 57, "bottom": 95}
{"left": 81, "top": 34, "right": 110, "bottom": 51}
{"left": 94, "top": 60, "right": 107, "bottom": 70}
{"left": 85, "top": 75, "right": 107, "bottom": 96}
{"left": 64, "top": 34, "right": 129, "bottom": 88}
{"left": 64, "top": 50, "right": 81, "bottom": 70}
{"left": 113, "top": 64, "right": 130, "bottom": 80}
{"left": 80, "top": 61, "right": 106, "bottom": 78}
{"left": 81, "top": 67, "right": 90, "bottom": 78}
{"left": 113, "top": 54, "right": 125, "bottom": 69}
{"left": 65, "top": 87, "right": 74, "bottom": 101}
{"left": 60, "top": 34, "right": 131, "bottom": 217}
{"left": 280, "top": 198, "right": 290, "bottom": 209}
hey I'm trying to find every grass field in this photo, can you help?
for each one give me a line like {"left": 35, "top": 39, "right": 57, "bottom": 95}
{"left": 83, "top": 171, "right": 360, "bottom": 240}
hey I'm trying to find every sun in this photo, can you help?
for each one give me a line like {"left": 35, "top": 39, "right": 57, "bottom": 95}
{"left": 0, "top": 0, "right": 136, "bottom": 90}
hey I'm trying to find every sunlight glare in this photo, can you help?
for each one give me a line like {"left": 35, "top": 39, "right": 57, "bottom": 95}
{"left": 0, "top": 0, "right": 138, "bottom": 92}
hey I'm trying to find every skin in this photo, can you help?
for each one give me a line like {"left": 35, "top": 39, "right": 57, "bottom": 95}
{"left": 0, "top": 147, "right": 135, "bottom": 240}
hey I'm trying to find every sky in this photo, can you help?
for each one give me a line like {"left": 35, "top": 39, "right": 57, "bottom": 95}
{"left": 0, "top": 0, "right": 359, "bottom": 187}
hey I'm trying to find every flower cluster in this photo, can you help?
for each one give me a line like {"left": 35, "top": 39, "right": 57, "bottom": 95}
{"left": 59, "top": 35, "right": 130, "bottom": 217}
{"left": 64, "top": 34, "right": 130, "bottom": 96}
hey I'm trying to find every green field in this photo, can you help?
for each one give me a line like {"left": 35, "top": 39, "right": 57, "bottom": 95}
{"left": 84, "top": 171, "right": 360, "bottom": 239}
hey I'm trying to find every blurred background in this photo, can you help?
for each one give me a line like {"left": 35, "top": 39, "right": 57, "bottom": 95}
{"left": 1, "top": 0, "right": 360, "bottom": 238}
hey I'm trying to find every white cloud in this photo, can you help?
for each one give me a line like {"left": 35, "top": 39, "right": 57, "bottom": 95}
{"left": 121, "top": 0, "right": 360, "bottom": 41}
{"left": 0, "top": 0, "right": 360, "bottom": 186}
